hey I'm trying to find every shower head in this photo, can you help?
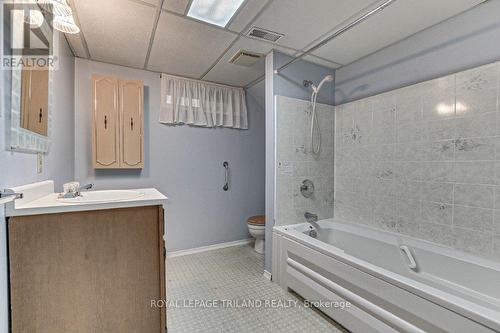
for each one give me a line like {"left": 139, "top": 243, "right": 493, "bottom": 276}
{"left": 308, "top": 74, "right": 334, "bottom": 156}
{"left": 304, "top": 75, "right": 334, "bottom": 94}
{"left": 315, "top": 74, "right": 334, "bottom": 93}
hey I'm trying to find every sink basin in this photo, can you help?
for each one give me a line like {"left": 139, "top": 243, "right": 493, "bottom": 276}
{"left": 56, "top": 190, "right": 144, "bottom": 204}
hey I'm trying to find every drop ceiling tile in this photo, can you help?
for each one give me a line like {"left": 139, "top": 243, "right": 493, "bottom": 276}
{"left": 312, "top": 0, "right": 485, "bottom": 65}
{"left": 163, "top": 0, "right": 190, "bottom": 14}
{"left": 73, "top": 0, "right": 155, "bottom": 68}
{"left": 148, "top": 12, "right": 237, "bottom": 77}
{"left": 140, "top": 0, "right": 160, "bottom": 6}
{"left": 250, "top": 0, "right": 376, "bottom": 50}
{"left": 203, "top": 37, "right": 272, "bottom": 86}
{"left": 302, "top": 55, "right": 341, "bottom": 70}
{"left": 228, "top": 0, "right": 268, "bottom": 32}
{"left": 64, "top": 33, "right": 87, "bottom": 58}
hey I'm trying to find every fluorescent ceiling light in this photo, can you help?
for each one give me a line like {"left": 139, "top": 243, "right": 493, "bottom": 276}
{"left": 187, "top": 0, "right": 246, "bottom": 27}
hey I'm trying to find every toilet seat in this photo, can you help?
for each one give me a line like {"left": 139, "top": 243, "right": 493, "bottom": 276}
{"left": 248, "top": 223, "right": 265, "bottom": 231}
{"left": 247, "top": 215, "right": 265, "bottom": 254}
{"left": 247, "top": 215, "right": 265, "bottom": 226}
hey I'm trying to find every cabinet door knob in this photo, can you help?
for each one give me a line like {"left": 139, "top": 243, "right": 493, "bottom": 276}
{"left": 39, "top": 108, "right": 43, "bottom": 123}
{"left": 104, "top": 115, "right": 107, "bottom": 129}
{"left": 130, "top": 117, "right": 134, "bottom": 131}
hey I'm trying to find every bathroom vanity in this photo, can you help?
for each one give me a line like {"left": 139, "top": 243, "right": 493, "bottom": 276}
{"left": 5, "top": 181, "right": 167, "bottom": 333}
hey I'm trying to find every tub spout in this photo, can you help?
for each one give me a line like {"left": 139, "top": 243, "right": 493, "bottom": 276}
{"left": 304, "top": 212, "right": 321, "bottom": 230}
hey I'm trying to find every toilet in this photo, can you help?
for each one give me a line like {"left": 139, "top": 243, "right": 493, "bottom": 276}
{"left": 247, "top": 215, "right": 265, "bottom": 254}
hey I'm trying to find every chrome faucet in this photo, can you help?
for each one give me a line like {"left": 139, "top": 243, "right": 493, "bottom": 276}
{"left": 304, "top": 212, "right": 320, "bottom": 230}
{"left": 0, "top": 189, "right": 23, "bottom": 200}
{"left": 60, "top": 183, "right": 94, "bottom": 198}
{"left": 77, "top": 183, "right": 94, "bottom": 194}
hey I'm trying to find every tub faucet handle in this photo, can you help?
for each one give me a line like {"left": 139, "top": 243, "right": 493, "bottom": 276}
{"left": 304, "top": 212, "right": 318, "bottom": 223}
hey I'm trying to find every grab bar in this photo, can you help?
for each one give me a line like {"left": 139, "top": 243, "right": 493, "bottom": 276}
{"left": 223, "top": 162, "right": 229, "bottom": 191}
{"left": 286, "top": 258, "right": 426, "bottom": 333}
{"left": 400, "top": 245, "right": 418, "bottom": 271}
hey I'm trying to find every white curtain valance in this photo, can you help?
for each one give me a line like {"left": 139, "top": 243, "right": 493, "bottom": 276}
{"left": 160, "top": 75, "right": 248, "bottom": 129}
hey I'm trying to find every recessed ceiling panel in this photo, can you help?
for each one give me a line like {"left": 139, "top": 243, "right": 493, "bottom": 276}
{"left": 227, "top": 0, "right": 268, "bottom": 33}
{"left": 148, "top": 12, "right": 237, "bottom": 77}
{"left": 312, "top": 0, "right": 485, "bottom": 65}
{"left": 250, "top": 0, "right": 376, "bottom": 50}
{"left": 73, "top": 0, "right": 155, "bottom": 68}
{"left": 163, "top": 0, "right": 190, "bottom": 14}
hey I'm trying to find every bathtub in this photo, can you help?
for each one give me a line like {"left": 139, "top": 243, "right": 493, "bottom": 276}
{"left": 272, "top": 219, "right": 500, "bottom": 333}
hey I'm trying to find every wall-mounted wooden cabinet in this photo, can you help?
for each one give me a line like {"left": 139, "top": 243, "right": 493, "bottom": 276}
{"left": 92, "top": 74, "right": 144, "bottom": 169}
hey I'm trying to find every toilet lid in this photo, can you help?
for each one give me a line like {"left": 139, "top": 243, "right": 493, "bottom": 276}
{"left": 247, "top": 215, "right": 265, "bottom": 225}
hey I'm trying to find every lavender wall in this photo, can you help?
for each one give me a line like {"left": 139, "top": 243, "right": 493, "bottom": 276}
{"left": 0, "top": 31, "right": 75, "bottom": 333}
{"left": 74, "top": 59, "right": 265, "bottom": 252}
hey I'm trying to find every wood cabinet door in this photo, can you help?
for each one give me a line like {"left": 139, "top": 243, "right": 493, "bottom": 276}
{"left": 92, "top": 74, "right": 120, "bottom": 168}
{"left": 8, "top": 206, "right": 166, "bottom": 333}
{"left": 119, "top": 80, "right": 144, "bottom": 168}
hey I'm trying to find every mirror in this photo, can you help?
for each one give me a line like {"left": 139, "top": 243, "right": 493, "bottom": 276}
{"left": 3, "top": 1, "right": 54, "bottom": 153}
{"left": 20, "top": 64, "right": 49, "bottom": 136}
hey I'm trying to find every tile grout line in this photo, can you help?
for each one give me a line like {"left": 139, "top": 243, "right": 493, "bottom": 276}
{"left": 143, "top": 0, "right": 166, "bottom": 70}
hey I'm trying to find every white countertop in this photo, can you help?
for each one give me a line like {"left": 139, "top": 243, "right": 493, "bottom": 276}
{"left": 5, "top": 181, "right": 168, "bottom": 217}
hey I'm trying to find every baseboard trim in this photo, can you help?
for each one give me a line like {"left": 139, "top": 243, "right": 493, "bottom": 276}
{"left": 263, "top": 270, "right": 272, "bottom": 281}
{"left": 167, "top": 238, "right": 253, "bottom": 258}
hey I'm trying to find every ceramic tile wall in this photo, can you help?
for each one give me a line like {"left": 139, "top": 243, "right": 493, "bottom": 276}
{"left": 335, "top": 62, "right": 500, "bottom": 261}
{"left": 275, "top": 95, "right": 335, "bottom": 226}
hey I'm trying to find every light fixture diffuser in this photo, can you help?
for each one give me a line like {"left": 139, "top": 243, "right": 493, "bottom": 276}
{"left": 37, "top": 0, "right": 72, "bottom": 17}
{"left": 187, "top": 0, "right": 246, "bottom": 27}
{"left": 53, "top": 15, "right": 80, "bottom": 34}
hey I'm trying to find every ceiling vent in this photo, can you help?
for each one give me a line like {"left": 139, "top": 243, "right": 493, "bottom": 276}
{"left": 246, "top": 27, "right": 284, "bottom": 43}
{"left": 229, "top": 50, "right": 263, "bottom": 67}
